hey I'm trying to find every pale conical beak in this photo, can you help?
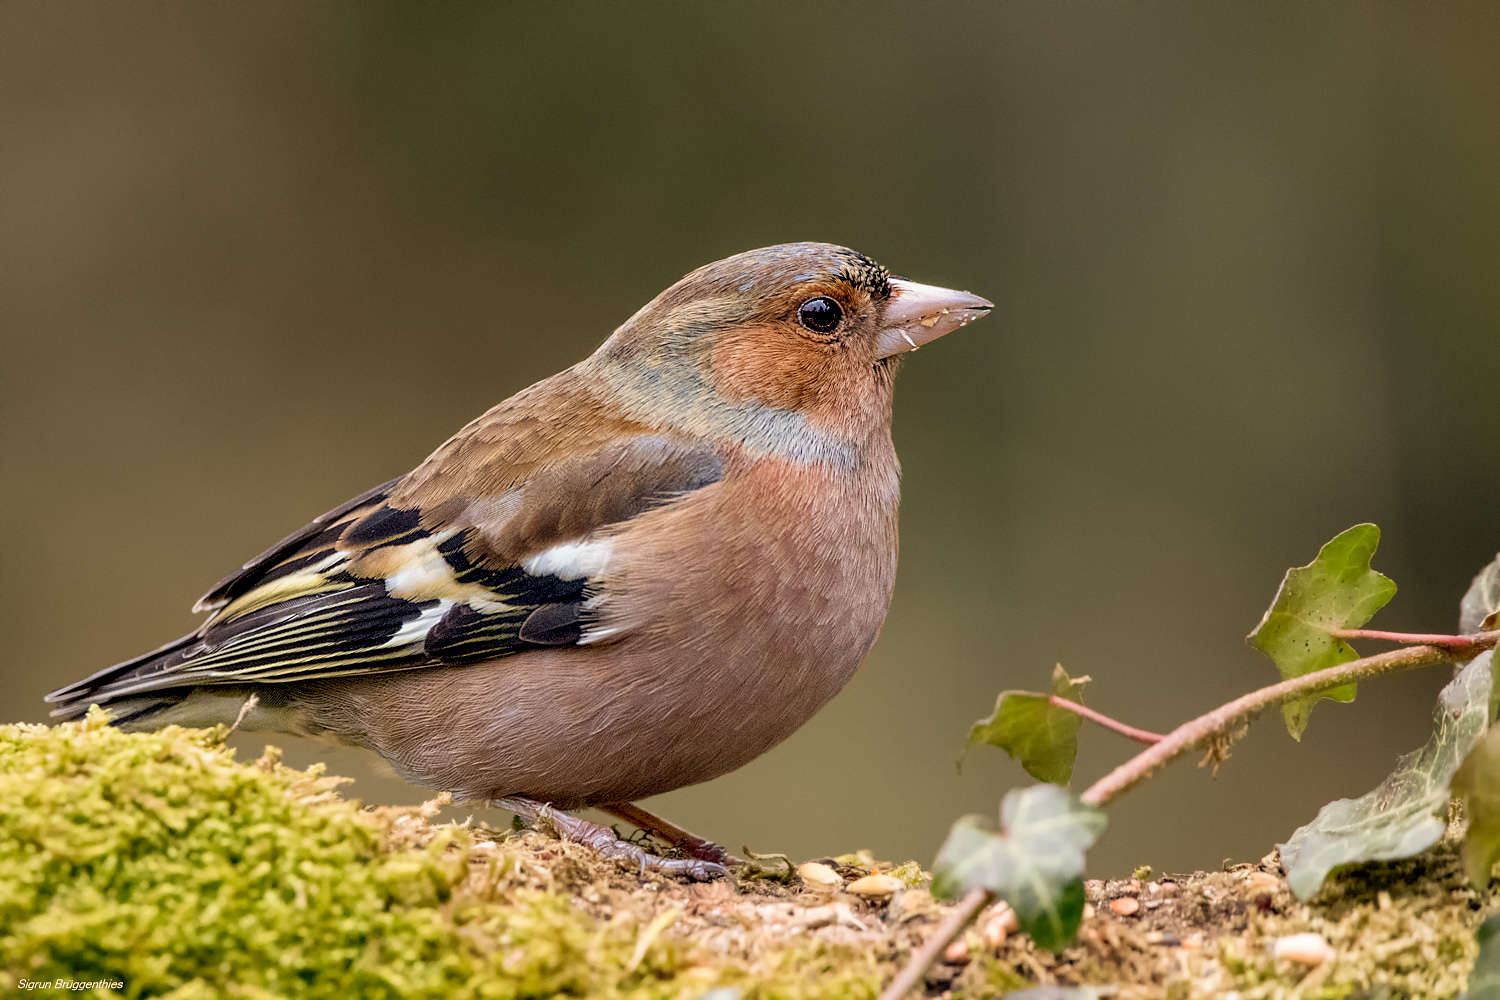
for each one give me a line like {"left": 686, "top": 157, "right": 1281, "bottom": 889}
{"left": 875, "top": 278, "right": 994, "bottom": 359}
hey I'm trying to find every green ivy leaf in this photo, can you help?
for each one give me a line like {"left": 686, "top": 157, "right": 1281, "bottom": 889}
{"left": 1453, "top": 657, "right": 1500, "bottom": 890}
{"left": 1466, "top": 913, "right": 1500, "bottom": 1000}
{"left": 1461, "top": 553, "right": 1500, "bottom": 636}
{"left": 962, "top": 665, "right": 1089, "bottom": 784}
{"left": 931, "top": 784, "right": 1106, "bottom": 951}
{"left": 1278, "top": 652, "right": 1492, "bottom": 899}
{"left": 1246, "top": 524, "right": 1398, "bottom": 739}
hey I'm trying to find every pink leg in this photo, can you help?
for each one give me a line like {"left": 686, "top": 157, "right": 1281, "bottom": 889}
{"left": 494, "top": 796, "right": 728, "bottom": 881}
{"left": 601, "top": 801, "right": 744, "bottom": 867}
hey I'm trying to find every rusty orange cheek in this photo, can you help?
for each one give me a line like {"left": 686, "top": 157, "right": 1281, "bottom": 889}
{"left": 708, "top": 326, "right": 834, "bottom": 411}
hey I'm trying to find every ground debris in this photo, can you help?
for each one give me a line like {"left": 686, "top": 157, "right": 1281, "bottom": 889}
{"left": 947, "top": 840, "right": 1498, "bottom": 999}
{"left": 5, "top": 713, "right": 1497, "bottom": 999}
{"left": 456, "top": 824, "right": 936, "bottom": 986}
{"left": 449, "top": 812, "right": 1500, "bottom": 999}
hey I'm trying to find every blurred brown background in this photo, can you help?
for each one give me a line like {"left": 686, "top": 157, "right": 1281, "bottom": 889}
{"left": 2, "top": 3, "right": 1497, "bottom": 877}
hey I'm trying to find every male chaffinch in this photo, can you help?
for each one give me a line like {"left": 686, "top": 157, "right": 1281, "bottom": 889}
{"left": 48, "top": 243, "right": 991, "bottom": 878}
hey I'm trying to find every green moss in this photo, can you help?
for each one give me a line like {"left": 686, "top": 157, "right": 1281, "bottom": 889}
{"left": 0, "top": 710, "right": 884, "bottom": 999}
{"left": 1218, "top": 845, "right": 1492, "bottom": 999}
{"left": 885, "top": 862, "right": 927, "bottom": 889}
{"left": 11, "top": 711, "right": 1497, "bottom": 999}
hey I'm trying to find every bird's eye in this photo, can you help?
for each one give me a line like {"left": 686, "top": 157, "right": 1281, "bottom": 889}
{"left": 797, "top": 296, "right": 843, "bottom": 334}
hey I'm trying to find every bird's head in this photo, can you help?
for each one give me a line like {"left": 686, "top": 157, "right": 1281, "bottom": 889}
{"left": 591, "top": 243, "right": 992, "bottom": 459}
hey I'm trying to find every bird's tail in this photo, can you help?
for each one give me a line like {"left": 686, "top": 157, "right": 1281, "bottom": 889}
{"left": 45, "top": 631, "right": 203, "bottom": 726}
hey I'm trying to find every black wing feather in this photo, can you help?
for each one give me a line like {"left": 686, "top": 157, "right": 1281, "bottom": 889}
{"left": 194, "top": 477, "right": 401, "bottom": 612}
{"left": 47, "top": 436, "right": 722, "bottom": 719}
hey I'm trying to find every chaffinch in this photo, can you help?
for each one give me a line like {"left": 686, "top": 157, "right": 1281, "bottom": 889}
{"left": 48, "top": 243, "right": 991, "bottom": 877}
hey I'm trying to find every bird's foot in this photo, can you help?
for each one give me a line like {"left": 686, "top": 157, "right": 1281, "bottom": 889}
{"left": 494, "top": 796, "right": 727, "bottom": 881}
{"left": 601, "top": 801, "right": 744, "bottom": 867}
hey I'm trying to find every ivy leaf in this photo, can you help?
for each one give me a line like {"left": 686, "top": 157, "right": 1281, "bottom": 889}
{"left": 1278, "top": 652, "right": 1492, "bottom": 899}
{"left": 962, "top": 665, "right": 1089, "bottom": 784}
{"left": 1247, "top": 524, "right": 1398, "bottom": 740}
{"left": 1461, "top": 553, "right": 1500, "bottom": 636}
{"left": 1465, "top": 913, "right": 1500, "bottom": 1000}
{"left": 1452, "top": 658, "right": 1500, "bottom": 889}
{"left": 931, "top": 784, "right": 1106, "bottom": 951}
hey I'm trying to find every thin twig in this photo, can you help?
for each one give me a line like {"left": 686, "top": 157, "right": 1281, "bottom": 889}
{"left": 1049, "top": 695, "right": 1164, "bottom": 745}
{"left": 1080, "top": 631, "right": 1500, "bottom": 808}
{"left": 877, "top": 887, "right": 992, "bottom": 1000}
{"left": 880, "top": 630, "right": 1500, "bottom": 998}
{"left": 1332, "top": 628, "right": 1480, "bottom": 653}
{"left": 228, "top": 694, "right": 259, "bottom": 735}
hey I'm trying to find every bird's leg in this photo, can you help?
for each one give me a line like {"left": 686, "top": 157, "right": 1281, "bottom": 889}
{"left": 600, "top": 801, "right": 745, "bottom": 867}
{"left": 494, "top": 796, "right": 727, "bottom": 881}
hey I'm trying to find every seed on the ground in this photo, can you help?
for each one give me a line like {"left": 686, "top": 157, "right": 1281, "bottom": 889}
{"left": 1083, "top": 903, "right": 1096, "bottom": 920}
{"left": 943, "top": 937, "right": 971, "bottom": 964}
{"left": 1244, "top": 871, "right": 1280, "bottom": 894}
{"left": 846, "top": 874, "right": 902, "bottom": 900}
{"left": 981, "top": 920, "right": 1007, "bottom": 949}
{"left": 1273, "top": 932, "right": 1334, "bottom": 966}
{"left": 1109, "top": 896, "right": 1140, "bottom": 916}
{"left": 1158, "top": 880, "right": 1178, "bottom": 894}
{"left": 797, "top": 862, "right": 842, "bottom": 891}
{"left": 1181, "top": 932, "right": 1203, "bottom": 950}
{"left": 979, "top": 901, "right": 1019, "bottom": 948}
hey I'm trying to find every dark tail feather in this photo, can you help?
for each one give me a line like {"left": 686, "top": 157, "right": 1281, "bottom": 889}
{"left": 45, "top": 631, "right": 201, "bottom": 720}
{"left": 51, "top": 695, "right": 179, "bottom": 727}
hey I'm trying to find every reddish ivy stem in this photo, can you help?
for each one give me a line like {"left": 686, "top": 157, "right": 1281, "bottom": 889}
{"left": 1332, "top": 628, "right": 1482, "bottom": 653}
{"left": 880, "top": 630, "right": 1500, "bottom": 1000}
{"left": 1080, "top": 631, "right": 1500, "bottom": 808}
{"left": 1049, "top": 695, "right": 1164, "bottom": 745}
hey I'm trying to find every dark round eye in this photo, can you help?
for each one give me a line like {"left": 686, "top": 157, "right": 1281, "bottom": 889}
{"left": 797, "top": 296, "right": 843, "bottom": 334}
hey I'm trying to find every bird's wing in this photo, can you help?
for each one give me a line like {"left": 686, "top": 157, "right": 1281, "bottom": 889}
{"left": 48, "top": 426, "right": 723, "bottom": 708}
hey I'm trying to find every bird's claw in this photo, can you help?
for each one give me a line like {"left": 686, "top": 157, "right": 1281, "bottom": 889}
{"left": 590, "top": 836, "right": 727, "bottom": 882}
{"left": 498, "top": 796, "right": 728, "bottom": 882}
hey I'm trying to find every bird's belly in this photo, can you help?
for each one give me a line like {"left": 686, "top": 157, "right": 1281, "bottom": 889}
{"left": 300, "top": 456, "right": 900, "bottom": 805}
{"left": 313, "top": 575, "right": 887, "bottom": 805}
{"left": 307, "top": 559, "right": 892, "bottom": 801}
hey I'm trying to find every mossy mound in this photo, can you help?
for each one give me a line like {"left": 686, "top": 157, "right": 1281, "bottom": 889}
{"left": 0, "top": 710, "right": 886, "bottom": 999}
{"left": 5, "top": 711, "right": 1495, "bottom": 999}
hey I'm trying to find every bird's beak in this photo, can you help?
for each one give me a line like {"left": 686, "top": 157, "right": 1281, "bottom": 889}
{"left": 875, "top": 278, "right": 994, "bottom": 359}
